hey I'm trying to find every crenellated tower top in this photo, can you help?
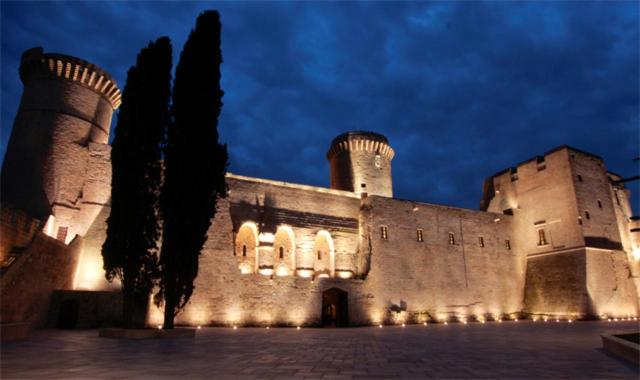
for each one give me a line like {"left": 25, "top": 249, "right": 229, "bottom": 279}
{"left": 327, "top": 131, "right": 394, "bottom": 197}
{"left": 19, "top": 47, "right": 122, "bottom": 109}
{"left": 326, "top": 131, "right": 395, "bottom": 161}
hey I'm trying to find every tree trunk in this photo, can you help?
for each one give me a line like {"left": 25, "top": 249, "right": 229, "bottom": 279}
{"left": 163, "top": 286, "right": 176, "bottom": 329}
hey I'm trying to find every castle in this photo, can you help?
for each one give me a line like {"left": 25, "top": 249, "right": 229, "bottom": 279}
{"left": 1, "top": 48, "right": 639, "bottom": 330}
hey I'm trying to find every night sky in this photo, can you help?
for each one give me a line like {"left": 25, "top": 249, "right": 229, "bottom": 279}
{"left": 2, "top": 1, "right": 638, "bottom": 213}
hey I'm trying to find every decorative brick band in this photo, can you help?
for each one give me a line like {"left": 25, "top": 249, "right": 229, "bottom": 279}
{"left": 19, "top": 47, "right": 122, "bottom": 109}
{"left": 326, "top": 131, "right": 395, "bottom": 160}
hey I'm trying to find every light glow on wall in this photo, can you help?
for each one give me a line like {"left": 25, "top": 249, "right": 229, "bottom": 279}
{"left": 336, "top": 270, "right": 353, "bottom": 279}
{"left": 43, "top": 215, "right": 56, "bottom": 238}
{"left": 297, "top": 269, "right": 314, "bottom": 278}
{"left": 632, "top": 246, "right": 640, "bottom": 261}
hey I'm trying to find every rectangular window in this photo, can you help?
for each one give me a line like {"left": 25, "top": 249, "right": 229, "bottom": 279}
{"left": 577, "top": 174, "right": 583, "bottom": 182}
{"left": 317, "top": 250, "right": 322, "bottom": 260}
{"left": 416, "top": 229, "right": 423, "bottom": 242}
{"left": 242, "top": 245, "right": 247, "bottom": 257}
{"left": 381, "top": 226, "right": 388, "bottom": 240}
{"left": 505, "top": 239, "right": 511, "bottom": 250}
{"left": 597, "top": 199, "right": 602, "bottom": 209}
{"left": 448, "top": 233, "right": 455, "bottom": 245}
{"left": 279, "top": 246, "right": 284, "bottom": 259}
{"left": 56, "top": 226, "right": 68, "bottom": 242}
{"left": 538, "top": 229, "right": 547, "bottom": 246}
{"left": 478, "top": 237, "right": 484, "bottom": 248}
{"left": 585, "top": 211, "right": 590, "bottom": 220}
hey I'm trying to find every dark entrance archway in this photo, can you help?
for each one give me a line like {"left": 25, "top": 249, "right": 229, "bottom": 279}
{"left": 322, "top": 288, "right": 348, "bottom": 327}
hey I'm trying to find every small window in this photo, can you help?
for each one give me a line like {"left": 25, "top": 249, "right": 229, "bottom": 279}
{"left": 361, "top": 183, "right": 367, "bottom": 189}
{"left": 242, "top": 245, "right": 247, "bottom": 257}
{"left": 585, "top": 211, "right": 590, "bottom": 220}
{"left": 505, "top": 239, "right": 511, "bottom": 250}
{"left": 478, "top": 237, "right": 484, "bottom": 248}
{"left": 448, "top": 233, "right": 455, "bottom": 245}
{"left": 597, "top": 199, "right": 602, "bottom": 209}
{"left": 381, "top": 226, "right": 388, "bottom": 240}
{"left": 317, "top": 250, "right": 322, "bottom": 260}
{"left": 56, "top": 226, "right": 68, "bottom": 242}
{"left": 578, "top": 216, "right": 583, "bottom": 225}
{"left": 279, "top": 246, "right": 284, "bottom": 259}
{"left": 538, "top": 229, "right": 547, "bottom": 246}
{"left": 614, "top": 191, "right": 620, "bottom": 206}
{"left": 416, "top": 229, "right": 423, "bottom": 242}
{"left": 577, "top": 174, "right": 583, "bottom": 182}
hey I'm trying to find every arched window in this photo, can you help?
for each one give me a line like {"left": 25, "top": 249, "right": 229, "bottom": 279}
{"left": 313, "top": 230, "right": 335, "bottom": 278}
{"left": 235, "top": 222, "right": 258, "bottom": 274}
{"left": 273, "top": 225, "right": 295, "bottom": 276}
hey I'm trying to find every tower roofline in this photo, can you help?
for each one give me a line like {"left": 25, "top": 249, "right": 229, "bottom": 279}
{"left": 326, "top": 131, "right": 394, "bottom": 161}
{"left": 19, "top": 47, "right": 122, "bottom": 109}
{"left": 487, "top": 145, "right": 604, "bottom": 180}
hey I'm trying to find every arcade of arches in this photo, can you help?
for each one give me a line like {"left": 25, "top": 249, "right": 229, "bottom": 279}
{"left": 234, "top": 222, "right": 338, "bottom": 278}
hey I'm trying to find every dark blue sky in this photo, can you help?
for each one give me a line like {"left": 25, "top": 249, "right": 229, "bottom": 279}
{"left": 2, "top": 1, "right": 638, "bottom": 213}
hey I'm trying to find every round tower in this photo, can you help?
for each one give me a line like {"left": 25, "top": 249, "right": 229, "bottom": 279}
{"left": 326, "top": 131, "right": 395, "bottom": 197}
{"left": 0, "top": 47, "right": 121, "bottom": 242}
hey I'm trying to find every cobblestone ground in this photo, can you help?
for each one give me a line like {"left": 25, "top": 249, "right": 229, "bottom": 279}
{"left": 1, "top": 320, "right": 638, "bottom": 379}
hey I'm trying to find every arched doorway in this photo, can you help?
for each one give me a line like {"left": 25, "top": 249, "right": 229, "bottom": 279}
{"left": 322, "top": 288, "right": 348, "bottom": 327}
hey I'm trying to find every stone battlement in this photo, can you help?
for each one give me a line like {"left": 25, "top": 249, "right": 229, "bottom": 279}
{"left": 19, "top": 47, "right": 121, "bottom": 109}
{"left": 327, "top": 131, "right": 395, "bottom": 160}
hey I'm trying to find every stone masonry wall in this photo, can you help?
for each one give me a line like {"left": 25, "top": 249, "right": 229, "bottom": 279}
{"left": 146, "top": 174, "right": 365, "bottom": 326}
{"left": 1, "top": 233, "right": 81, "bottom": 328}
{"left": 358, "top": 196, "right": 523, "bottom": 323}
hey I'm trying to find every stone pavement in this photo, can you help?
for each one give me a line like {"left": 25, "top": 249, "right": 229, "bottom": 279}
{"left": 1, "top": 320, "right": 638, "bottom": 379}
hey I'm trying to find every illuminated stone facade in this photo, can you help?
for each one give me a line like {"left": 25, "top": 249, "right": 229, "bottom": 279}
{"left": 2, "top": 48, "right": 639, "bottom": 328}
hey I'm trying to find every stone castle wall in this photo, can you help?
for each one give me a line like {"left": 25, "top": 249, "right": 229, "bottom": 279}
{"left": 2, "top": 47, "right": 638, "bottom": 328}
{"left": 145, "top": 178, "right": 528, "bottom": 326}
{"left": 483, "top": 146, "right": 639, "bottom": 318}
{"left": 360, "top": 196, "right": 523, "bottom": 322}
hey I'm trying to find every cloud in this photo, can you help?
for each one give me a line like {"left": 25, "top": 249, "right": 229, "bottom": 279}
{"left": 1, "top": 1, "right": 638, "bottom": 212}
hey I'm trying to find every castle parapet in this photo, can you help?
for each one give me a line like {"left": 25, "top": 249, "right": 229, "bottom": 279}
{"left": 327, "top": 131, "right": 394, "bottom": 197}
{"left": 19, "top": 47, "right": 122, "bottom": 109}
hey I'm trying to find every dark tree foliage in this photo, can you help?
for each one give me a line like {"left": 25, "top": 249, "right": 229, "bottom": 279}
{"left": 102, "top": 37, "right": 172, "bottom": 329}
{"left": 156, "top": 10, "right": 228, "bottom": 329}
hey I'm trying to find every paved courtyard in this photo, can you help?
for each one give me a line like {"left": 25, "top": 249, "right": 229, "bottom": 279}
{"left": 1, "top": 320, "right": 638, "bottom": 379}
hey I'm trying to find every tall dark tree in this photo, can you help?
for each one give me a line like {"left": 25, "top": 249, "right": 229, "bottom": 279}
{"left": 156, "top": 11, "right": 228, "bottom": 329}
{"left": 102, "top": 37, "right": 172, "bottom": 329}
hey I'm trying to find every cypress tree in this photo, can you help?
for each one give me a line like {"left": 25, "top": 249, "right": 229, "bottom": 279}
{"left": 102, "top": 37, "right": 172, "bottom": 329}
{"left": 156, "top": 10, "right": 228, "bottom": 328}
